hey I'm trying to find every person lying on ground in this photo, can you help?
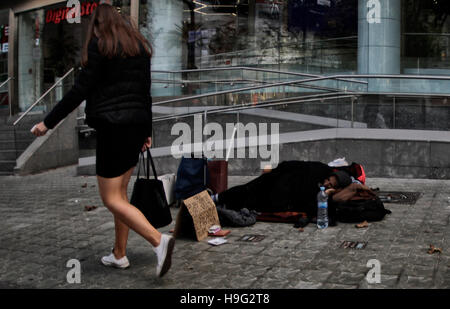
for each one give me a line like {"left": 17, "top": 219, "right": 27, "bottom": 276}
{"left": 210, "top": 161, "right": 368, "bottom": 225}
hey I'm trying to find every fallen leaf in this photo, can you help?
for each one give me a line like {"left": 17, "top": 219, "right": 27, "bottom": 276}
{"left": 427, "top": 245, "right": 442, "bottom": 254}
{"left": 84, "top": 205, "right": 97, "bottom": 212}
{"left": 81, "top": 183, "right": 87, "bottom": 188}
{"left": 355, "top": 221, "right": 369, "bottom": 228}
{"left": 298, "top": 228, "right": 304, "bottom": 232}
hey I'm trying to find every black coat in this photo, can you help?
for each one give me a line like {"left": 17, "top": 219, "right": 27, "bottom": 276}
{"left": 218, "top": 161, "right": 333, "bottom": 217}
{"left": 44, "top": 37, "right": 152, "bottom": 135}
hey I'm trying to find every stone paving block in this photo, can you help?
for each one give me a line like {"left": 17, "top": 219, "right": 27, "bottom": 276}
{"left": 250, "top": 277, "right": 289, "bottom": 289}
{"left": 297, "top": 269, "right": 333, "bottom": 282}
{"left": 335, "top": 261, "right": 371, "bottom": 274}
{"left": 404, "top": 276, "right": 434, "bottom": 289}
{"left": 277, "top": 256, "right": 313, "bottom": 269}
{"left": 292, "top": 280, "right": 323, "bottom": 289}
{"left": 308, "top": 259, "right": 342, "bottom": 272}
{"left": 263, "top": 267, "right": 301, "bottom": 282}
{"left": 321, "top": 283, "right": 358, "bottom": 289}
{"left": 327, "top": 271, "right": 366, "bottom": 285}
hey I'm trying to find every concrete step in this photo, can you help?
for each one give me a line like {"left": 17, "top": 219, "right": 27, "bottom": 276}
{"left": 0, "top": 130, "right": 35, "bottom": 141}
{"left": 0, "top": 140, "right": 30, "bottom": 150}
{"left": 0, "top": 171, "right": 13, "bottom": 176}
{"left": 0, "top": 150, "right": 18, "bottom": 160}
{"left": 0, "top": 160, "right": 15, "bottom": 173}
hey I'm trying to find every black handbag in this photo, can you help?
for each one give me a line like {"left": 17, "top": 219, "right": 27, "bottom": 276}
{"left": 130, "top": 149, "right": 172, "bottom": 229}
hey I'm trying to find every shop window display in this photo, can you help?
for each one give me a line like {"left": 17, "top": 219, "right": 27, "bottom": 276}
{"left": 17, "top": 0, "right": 130, "bottom": 112}
{"left": 403, "top": 0, "right": 450, "bottom": 74}
{"left": 139, "top": 0, "right": 357, "bottom": 75}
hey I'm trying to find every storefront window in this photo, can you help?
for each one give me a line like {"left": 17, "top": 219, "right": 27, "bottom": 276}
{"left": 16, "top": 0, "right": 130, "bottom": 112}
{"left": 139, "top": 0, "right": 357, "bottom": 73}
{"left": 402, "top": 0, "right": 450, "bottom": 74}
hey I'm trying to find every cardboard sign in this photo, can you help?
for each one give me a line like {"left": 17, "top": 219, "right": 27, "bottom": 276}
{"left": 173, "top": 190, "right": 220, "bottom": 241}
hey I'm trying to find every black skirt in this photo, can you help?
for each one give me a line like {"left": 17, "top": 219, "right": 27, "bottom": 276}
{"left": 95, "top": 125, "right": 149, "bottom": 178}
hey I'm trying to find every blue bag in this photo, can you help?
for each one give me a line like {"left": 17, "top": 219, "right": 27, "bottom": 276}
{"left": 174, "top": 155, "right": 210, "bottom": 200}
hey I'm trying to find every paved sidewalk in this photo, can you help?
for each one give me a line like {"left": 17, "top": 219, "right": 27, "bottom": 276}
{"left": 0, "top": 165, "right": 449, "bottom": 289}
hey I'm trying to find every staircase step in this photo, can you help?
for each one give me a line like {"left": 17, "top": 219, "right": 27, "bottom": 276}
{"left": 0, "top": 171, "right": 13, "bottom": 176}
{"left": 0, "top": 160, "right": 15, "bottom": 172}
{"left": 0, "top": 130, "right": 35, "bottom": 141}
{"left": 0, "top": 150, "right": 18, "bottom": 160}
{"left": 0, "top": 140, "right": 31, "bottom": 150}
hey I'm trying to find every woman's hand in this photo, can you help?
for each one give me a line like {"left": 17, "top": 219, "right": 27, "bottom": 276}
{"left": 141, "top": 137, "right": 152, "bottom": 152}
{"left": 31, "top": 122, "right": 48, "bottom": 137}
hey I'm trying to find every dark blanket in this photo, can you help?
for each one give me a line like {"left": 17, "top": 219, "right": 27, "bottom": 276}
{"left": 218, "top": 161, "right": 333, "bottom": 218}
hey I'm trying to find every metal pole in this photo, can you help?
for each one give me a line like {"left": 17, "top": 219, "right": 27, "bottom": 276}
{"left": 393, "top": 96, "right": 396, "bottom": 129}
{"left": 351, "top": 97, "right": 355, "bottom": 128}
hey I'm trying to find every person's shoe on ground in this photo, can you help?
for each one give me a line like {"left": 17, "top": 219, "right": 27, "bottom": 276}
{"left": 101, "top": 249, "right": 130, "bottom": 269}
{"left": 153, "top": 234, "right": 175, "bottom": 277}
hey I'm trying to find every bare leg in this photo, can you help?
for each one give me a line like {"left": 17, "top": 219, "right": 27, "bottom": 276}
{"left": 113, "top": 216, "right": 129, "bottom": 258}
{"left": 112, "top": 168, "right": 133, "bottom": 259}
{"left": 97, "top": 167, "right": 162, "bottom": 248}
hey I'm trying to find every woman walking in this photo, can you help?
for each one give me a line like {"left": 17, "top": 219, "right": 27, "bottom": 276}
{"left": 31, "top": 3, "right": 175, "bottom": 278}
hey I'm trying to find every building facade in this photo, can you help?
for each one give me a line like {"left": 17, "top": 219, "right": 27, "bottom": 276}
{"left": 1, "top": 0, "right": 450, "bottom": 114}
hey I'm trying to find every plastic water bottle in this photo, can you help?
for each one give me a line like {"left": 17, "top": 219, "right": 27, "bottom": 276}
{"left": 317, "top": 186, "right": 329, "bottom": 229}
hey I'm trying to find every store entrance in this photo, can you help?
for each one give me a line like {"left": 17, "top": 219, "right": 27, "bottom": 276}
{"left": 17, "top": 1, "right": 97, "bottom": 112}
{"left": 16, "top": 1, "right": 131, "bottom": 113}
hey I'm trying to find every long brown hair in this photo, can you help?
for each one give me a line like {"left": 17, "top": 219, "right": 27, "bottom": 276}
{"left": 82, "top": 3, "right": 152, "bottom": 66}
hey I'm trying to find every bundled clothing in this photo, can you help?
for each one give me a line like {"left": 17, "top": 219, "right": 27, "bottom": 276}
{"left": 217, "top": 161, "right": 334, "bottom": 218}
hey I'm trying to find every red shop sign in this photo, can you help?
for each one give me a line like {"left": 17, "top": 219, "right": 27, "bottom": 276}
{"left": 45, "top": 1, "right": 99, "bottom": 24}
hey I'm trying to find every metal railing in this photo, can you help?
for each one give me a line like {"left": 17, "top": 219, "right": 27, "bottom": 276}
{"left": 0, "top": 77, "right": 13, "bottom": 117}
{"left": 11, "top": 68, "right": 75, "bottom": 160}
{"left": 152, "top": 66, "right": 368, "bottom": 85}
{"left": 13, "top": 68, "right": 75, "bottom": 126}
{"left": 152, "top": 74, "right": 368, "bottom": 107}
{"left": 152, "top": 91, "right": 357, "bottom": 122}
{"left": 75, "top": 71, "right": 450, "bottom": 143}
{"left": 152, "top": 72, "right": 450, "bottom": 107}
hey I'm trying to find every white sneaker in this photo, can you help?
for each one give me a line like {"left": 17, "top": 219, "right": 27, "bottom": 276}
{"left": 153, "top": 234, "right": 175, "bottom": 277}
{"left": 101, "top": 250, "right": 130, "bottom": 269}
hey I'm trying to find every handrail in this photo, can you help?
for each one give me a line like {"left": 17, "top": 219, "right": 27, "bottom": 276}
{"left": 153, "top": 77, "right": 348, "bottom": 94}
{"left": 77, "top": 91, "right": 450, "bottom": 134}
{"left": 152, "top": 73, "right": 450, "bottom": 106}
{"left": 0, "top": 77, "right": 12, "bottom": 90}
{"left": 76, "top": 91, "right": 359, "bottom": 123}
{"left": 152, "top": 92, "right": 357, "bottom": 123}
{"left": 77, "top": 91, "right": 359, "bottom": 132}
{"left": 152, "top": 66, "right": 367, "bottom": 85}
{"left": 13, "top": 68, "right": 74, "bottom": 126}
{"left": 152, "top": 74, "right": 367, "bottom": 106}
{"left": 0, "top": 77, "right": 13, "bottom": 117}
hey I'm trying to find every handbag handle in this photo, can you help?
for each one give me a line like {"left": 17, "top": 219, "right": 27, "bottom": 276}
{"left": 146, "top": 148, "right": 158, "bottom": 179}
{"left": 136, "top": 152, "right": 145, "bottom": 179}
{"left": 137, "top": 149, "right": 158, "bottom": 179}
{"left": 136, "top": 149, "right": 158, "bottom": 180}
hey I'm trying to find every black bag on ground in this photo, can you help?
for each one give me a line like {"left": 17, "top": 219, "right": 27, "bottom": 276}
{"left": 334, "top": 196, "right": 391, "bottom": 223}
{"left": 130, "top": 149, "right": 172, "bottom": 228}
